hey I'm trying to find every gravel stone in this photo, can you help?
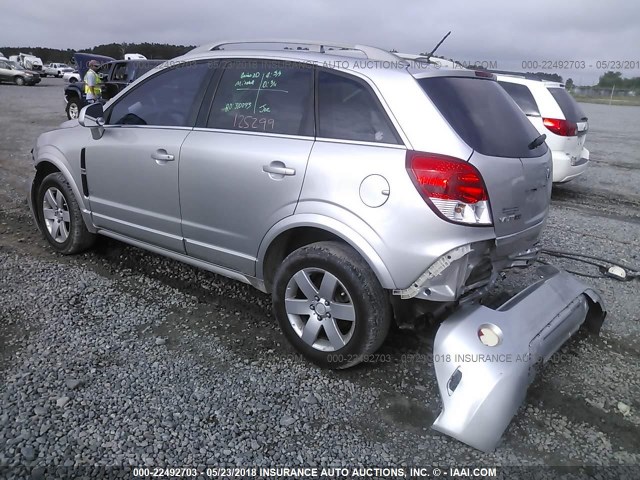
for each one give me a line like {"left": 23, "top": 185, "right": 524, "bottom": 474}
{"left": 20, "top": 446, "right": 36, "bottom": 461}
{"left": 65, "top": 379, "right": 82, "bottom": 390}
{"left": 279, "top": 416, "right": 297, "bottom": 427}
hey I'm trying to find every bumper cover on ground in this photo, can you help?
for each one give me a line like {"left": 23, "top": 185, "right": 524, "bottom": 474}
{"left": 431, "top": 265, "right": 606, "bottom": 452}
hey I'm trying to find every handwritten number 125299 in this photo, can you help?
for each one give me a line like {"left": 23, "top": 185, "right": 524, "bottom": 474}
{"left": 233, "top": 114, "right": 275, "bottom": 131}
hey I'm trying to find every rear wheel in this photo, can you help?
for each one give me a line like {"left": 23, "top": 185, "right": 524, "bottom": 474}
{"left": 37, "top": 173, "right": 96, "bottom": 254}
{"left": 272, "top": 241, "right": 392, "bottom": 369}
{"left": 14, "top": 76, "right": 25, "bottom": 86}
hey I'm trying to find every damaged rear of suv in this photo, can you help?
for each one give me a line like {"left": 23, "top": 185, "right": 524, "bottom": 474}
{"left": 29, "top": 41, "right": 605, "bottom": 452}
{"left": 397, "top": 70, "right": 553, "bottom": 303}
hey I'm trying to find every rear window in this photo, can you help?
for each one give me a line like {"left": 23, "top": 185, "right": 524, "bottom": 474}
{"left": 498, "top": 81, "right": 540, "bottom": 116}
{"left": 547, "top": 87, "right": 587, "bottom": 122}
{"left": 418, "top": 76, "right": 547, "bottom": 158}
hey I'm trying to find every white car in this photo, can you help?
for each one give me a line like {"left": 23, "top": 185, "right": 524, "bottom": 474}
{"left": 496, "top": 74, "right": 589, "bottom": 183}
{"left": 43, "top": 63, "right": 74, "bottom": 77}
{"left": 62, "top": 71, "right": 81, "bottom": 83}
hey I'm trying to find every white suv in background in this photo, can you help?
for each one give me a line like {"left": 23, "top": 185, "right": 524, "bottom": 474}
{"left": 496, "top": 73, "right": 589, "bottom": 183}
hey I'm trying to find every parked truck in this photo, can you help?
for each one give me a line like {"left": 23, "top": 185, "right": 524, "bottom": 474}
{"left": 8, "top": 53, "right": 44, "bottom": 72}
{"left": 64, "top": 52, "right": 163, "bottom": 119}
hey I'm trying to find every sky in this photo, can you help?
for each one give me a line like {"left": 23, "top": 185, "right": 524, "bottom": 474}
{"left": 1, "top": 0, "right": 639, "bottom": 85}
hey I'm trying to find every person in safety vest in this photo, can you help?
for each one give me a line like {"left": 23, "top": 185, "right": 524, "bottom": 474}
{"left": 84, "top": 59, "right": 103, "bottom": 103}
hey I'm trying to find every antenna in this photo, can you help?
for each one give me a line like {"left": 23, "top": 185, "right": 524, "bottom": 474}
{"left": 422, "top": 31, "right": 451, "bottom": 62}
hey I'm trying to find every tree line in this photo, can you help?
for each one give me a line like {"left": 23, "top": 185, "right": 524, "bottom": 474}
{"left": 0, "top": 43, "right": 195, "bottom": 64}
{"left": 596, "top": 71, "right": 640, "bottom": 90}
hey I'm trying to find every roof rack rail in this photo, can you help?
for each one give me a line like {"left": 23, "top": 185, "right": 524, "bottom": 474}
{"left": 189, "top": 39, "right": 404, "bottom": 63}
{"left": 488, "top": 69, "right": 559, "bottom": 82}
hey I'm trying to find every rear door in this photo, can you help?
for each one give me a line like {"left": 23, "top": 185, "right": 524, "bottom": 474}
{"left": 178, "top": 59, "right": 315, "bottom": 274}
{"left": 418, "top": 76, "right": 552, "bottom": 240}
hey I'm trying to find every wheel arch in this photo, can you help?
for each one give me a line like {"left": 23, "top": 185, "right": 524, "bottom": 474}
{"left": 29, "top": 154, "right": 96, "bottom": 234}
{"left": 64, "top": 87, "right": 82, "bottom": 101}
{"left": 258, "top": 215, "right": 396, "bottom": 292}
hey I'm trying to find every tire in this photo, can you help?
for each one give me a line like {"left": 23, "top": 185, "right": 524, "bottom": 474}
{"left": 14, "top": 76, "right": 25, "bottom": 86}
{"left": 66, "top": 98, "right": 83, "bottom": 120}
{"left": 272, "top": 241, "right": 392, "bottom": 369}
{"left": 69, "top": 77, "right": 77, "bottom": 84}
{"left": 37, "top": 172, "right": 96, "bottom": 255}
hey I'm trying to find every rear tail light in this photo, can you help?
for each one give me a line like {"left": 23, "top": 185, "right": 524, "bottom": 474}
{"left": 406, "top": 151, "right": 492, "bottom": 225}
{"left": 543, "top": 118, "right": 577, "bottom": 137}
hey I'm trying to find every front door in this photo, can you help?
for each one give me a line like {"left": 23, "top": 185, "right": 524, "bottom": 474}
{"left": 84, "top": 61, "right": 213, "bottom": 252}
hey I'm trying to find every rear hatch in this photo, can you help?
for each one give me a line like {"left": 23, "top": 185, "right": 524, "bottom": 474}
{"left": 417, "top": 75, "right": 552, "bottom": 247}
{"left": 546, "top": 86, "right": 588, "bottom": 159}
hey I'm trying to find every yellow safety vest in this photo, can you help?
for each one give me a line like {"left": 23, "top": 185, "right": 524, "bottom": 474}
{"left": 84, "top": 69, "right": 102, "bottom": 97}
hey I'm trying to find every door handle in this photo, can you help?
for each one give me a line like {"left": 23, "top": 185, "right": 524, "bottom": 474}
{"left": 151, "top": 150, "right": 175, "bottom": 162}
{"left": 262, "top": 164, "right": 296, "bottom": 176}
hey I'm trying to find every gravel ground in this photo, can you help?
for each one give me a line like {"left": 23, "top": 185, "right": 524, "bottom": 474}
{"left": 1, "top": 79, "right": 639, "bottom": 478}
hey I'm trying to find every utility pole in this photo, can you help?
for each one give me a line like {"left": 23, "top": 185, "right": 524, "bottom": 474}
{"left": 609, "top": 84, "right": 615, "bottom": 106}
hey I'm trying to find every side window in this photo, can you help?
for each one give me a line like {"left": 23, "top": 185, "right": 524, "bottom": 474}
{"left": 317, "top": 71, "right": 400, "bottom": 144}
{"left": 96, "top": 64, "right": 111, "bottom": 80}
{"left": 112, "top": 63, "right": 128, "bottom": 81}
{"left": 108, "top": 62, "right": 211, "bottom": 127}
{"left": 208, "top": 61, "right": 313, "bottom": 136}
{"left": 498, "top": 81, "right": 540, "bottom": 116}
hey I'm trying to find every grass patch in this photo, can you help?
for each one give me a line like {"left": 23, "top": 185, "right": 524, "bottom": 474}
{"left": 572, "top": 95, "right": 640, "bottom": 106}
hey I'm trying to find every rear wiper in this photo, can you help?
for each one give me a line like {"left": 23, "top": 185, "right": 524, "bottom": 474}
{"left": 528, "top": 133, "right": 546, "bottom": 150}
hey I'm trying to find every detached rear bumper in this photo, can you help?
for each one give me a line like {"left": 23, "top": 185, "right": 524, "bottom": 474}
{"left": 431, "top": 265, "right": 606, "bottom": 452}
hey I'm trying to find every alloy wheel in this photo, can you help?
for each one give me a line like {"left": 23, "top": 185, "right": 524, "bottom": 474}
{"left": 42, "top": 187, "right": 70, "bottom": 243}
{"left": 284, "top": 268, "right": 356, "bottom": 352}
{"left": 68, "top": 103, "right": 79, "bottom": 119}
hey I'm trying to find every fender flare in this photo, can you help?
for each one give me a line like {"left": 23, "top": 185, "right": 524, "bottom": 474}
{"left": 256, "top": 213, "right": 396, "bottom": 289}
{"left": 31, "top": 147, "right": 96, "bottom": 234}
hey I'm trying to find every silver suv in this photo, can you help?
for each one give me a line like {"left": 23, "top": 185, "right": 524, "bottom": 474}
{"left": 29, "top": 41, "right": 553, "bottom": 369}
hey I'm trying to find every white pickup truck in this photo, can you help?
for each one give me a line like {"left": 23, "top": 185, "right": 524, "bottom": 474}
{"left": 42, "top": 63, "right": 74, "bottom": 77}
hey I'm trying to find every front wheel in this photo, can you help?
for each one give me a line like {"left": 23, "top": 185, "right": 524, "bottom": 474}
{"left": 66, "top": 98, "right": 83, "bottom": 120}
{"left": 14, "top": 76, "right": 25, "bottom": 86}
{"left": 37, "top": 172, "right": 96, "bottom": 254}
{"left": 272, "top": 241, "right": 392, "bottom": 369}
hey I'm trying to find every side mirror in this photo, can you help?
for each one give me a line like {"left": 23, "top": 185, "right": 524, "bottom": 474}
{"left": 78, "top": 103, "right": 105, "bottom": 128}
{"left": 78, "top": 103, "right": 105, "bottom": 139}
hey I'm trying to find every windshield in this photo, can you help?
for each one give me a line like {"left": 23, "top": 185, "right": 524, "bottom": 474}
{"left": 9, "top": 61, "right": 25, "bottom": 70}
